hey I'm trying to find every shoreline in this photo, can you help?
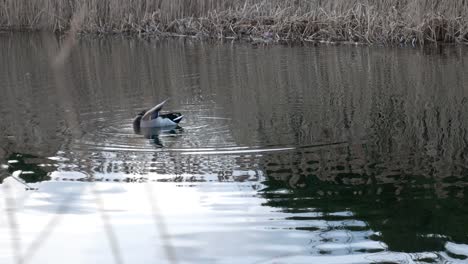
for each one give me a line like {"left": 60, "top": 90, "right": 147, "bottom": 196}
{"left": 2, "top": 29, "right": 467, "bottom": 48}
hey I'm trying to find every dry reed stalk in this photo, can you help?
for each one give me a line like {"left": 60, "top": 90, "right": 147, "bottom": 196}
{"left": 1, "top": 0, "right": 468, "bottom": 44}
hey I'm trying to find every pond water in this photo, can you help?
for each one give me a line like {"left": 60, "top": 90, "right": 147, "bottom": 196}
{"left": 1, "top": 33, "right": 468, "bottom": 264}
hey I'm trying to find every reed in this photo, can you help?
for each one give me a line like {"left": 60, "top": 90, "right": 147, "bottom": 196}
{"left": 1, "top": 0, "right": 468, "bottom": 44}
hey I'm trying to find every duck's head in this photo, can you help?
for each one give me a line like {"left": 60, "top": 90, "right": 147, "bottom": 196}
{"left": 133, "top": 110, "right": 147, "bottom": 133}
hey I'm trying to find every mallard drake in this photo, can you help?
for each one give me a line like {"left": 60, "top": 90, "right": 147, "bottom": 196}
{"left": 133, "top": 99, "right": 183, "bottom": 130}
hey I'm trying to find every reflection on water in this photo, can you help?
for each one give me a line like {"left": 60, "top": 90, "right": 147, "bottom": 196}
{"left": 3, "top": 153, "right": 53, "bottom": 183}
{"left": 1, "top": 33, "right": 468, "bottom": 263}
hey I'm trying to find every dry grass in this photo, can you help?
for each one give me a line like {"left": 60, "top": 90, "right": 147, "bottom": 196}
{"left": 1, "top": 0, "right": 468, "bottom": 44}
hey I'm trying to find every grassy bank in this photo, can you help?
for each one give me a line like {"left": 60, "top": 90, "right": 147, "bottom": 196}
{"left": 1, "top": 0, "right": 468, "bottom": 44}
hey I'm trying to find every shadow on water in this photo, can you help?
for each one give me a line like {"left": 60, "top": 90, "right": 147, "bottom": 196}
{"left": 1, "top": 33, "right": 468, "bottom": 262}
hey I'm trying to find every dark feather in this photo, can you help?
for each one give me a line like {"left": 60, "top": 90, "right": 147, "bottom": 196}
{"left": 133, "top": 114, "right": 143, "bottom": 133}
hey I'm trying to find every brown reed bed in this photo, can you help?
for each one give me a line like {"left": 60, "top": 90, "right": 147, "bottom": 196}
{"left": 1, "top": 0, "right": 468, "bottom": 45}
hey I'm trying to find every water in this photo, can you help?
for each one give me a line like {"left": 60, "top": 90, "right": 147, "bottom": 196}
{"left": 1, "top": 33, "right": 468, "bottom": 263}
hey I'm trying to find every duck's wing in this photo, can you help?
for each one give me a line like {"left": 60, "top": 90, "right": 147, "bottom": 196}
{"left": 142, "top": 98, "right": 169, "bottom": 120}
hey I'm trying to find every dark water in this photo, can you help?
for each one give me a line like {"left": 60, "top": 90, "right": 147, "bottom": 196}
{"left": 1, "top": 33, "right": 468, "bottom": 263}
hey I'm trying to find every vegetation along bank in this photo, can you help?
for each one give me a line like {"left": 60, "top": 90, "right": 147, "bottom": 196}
{"left": 1, "top": 0, "right": 468, "bottom": 45}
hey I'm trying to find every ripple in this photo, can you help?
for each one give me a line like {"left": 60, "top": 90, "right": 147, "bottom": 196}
{"left": 179, "top": 146, "right": 295, "bottom": 155}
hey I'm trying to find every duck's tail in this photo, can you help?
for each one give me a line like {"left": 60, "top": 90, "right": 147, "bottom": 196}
{"left": 172, "top": 115, "right": 184, "bottom": 123}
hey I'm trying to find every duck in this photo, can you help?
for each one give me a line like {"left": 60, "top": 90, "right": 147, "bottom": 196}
{"left": 133, "top": 99, "right": 184, "bottom": 130}
{"left": 141, "top": 126, "right": 183, "bottom": 147}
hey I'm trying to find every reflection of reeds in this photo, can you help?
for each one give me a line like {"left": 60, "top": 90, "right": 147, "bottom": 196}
{"left": 1, "top": 0, "right": 468, "bottom": 44}
{"left": 0, "top": 13, "right": 178, "bottom": 264}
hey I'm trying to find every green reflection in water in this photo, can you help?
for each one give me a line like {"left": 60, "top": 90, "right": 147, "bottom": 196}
{"left": 261, "top": 170, "right": 468, "bottom": 254}
{"left": 6, "top": 153, "right": 52, "bottom": 183}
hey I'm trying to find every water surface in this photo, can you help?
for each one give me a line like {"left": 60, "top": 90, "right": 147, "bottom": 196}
{"left": 1, "top": 33, "right": 468, "bottom": 263}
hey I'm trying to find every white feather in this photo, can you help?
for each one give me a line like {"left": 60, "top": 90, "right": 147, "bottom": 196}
{"left": 172, "top": 115, "right": 184, "bottom": 121}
